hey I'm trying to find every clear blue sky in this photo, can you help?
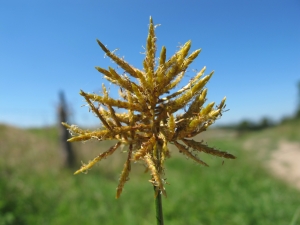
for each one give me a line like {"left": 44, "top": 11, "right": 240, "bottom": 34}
{"left": 1, "top": 0, "right": 299, "bottom": 128}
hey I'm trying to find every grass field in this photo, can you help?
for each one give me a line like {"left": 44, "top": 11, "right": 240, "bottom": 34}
{"left": 0, "top": 119, "right": 300, "bottom": 225}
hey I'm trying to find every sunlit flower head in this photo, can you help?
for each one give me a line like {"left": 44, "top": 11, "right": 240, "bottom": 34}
{"left": 63, "top": 17, "right": 235, "bottom": 199}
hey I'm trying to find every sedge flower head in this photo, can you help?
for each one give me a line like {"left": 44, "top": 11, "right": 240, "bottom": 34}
{"left": 63, "top": 17, "right": 235, "bottom": 199}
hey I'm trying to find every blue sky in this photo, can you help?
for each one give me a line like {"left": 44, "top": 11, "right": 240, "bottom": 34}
{"left": 1, "top": 0, "right": 299, "bottom": 128}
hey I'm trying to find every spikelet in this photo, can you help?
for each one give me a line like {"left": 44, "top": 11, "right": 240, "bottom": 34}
{"left": 74, "top": 142, "right": 121, "bottom": 175}
{"left": 116, "top": 145, "right": 133, "bottom": 199}
{"left": 173, "top": 141, "right": 208, "bottom": 167}
{"left": 182, "top": 139, "right": 236, "bottom": 159}
{"left": 133, "top": 135, "right": 156, "bottom": 160}
{"left": 144, "top": 154, "right": 167, "bottom": 197}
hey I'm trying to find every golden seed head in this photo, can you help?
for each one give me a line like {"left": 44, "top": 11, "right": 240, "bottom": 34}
{"left": 63, "top": 17, "right": 234, "bottom": 198}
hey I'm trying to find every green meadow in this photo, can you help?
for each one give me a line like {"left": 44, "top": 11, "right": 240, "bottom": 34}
{"left": 1, "top": 119, "right": 300, "bottom": 225}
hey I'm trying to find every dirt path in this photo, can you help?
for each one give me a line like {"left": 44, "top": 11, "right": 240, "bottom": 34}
{"left": 268, "top": 141, "right": 300, "bottom": 190}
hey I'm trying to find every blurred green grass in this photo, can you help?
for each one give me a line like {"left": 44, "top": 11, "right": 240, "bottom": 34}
{"left": 0, "top": 119, "right": 299, "bottom": 225}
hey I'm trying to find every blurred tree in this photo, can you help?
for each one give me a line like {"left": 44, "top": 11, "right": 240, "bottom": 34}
{"left": 259, "top": 117, "right": 273, "bottom": 129}
{"left": 238, "top": 120, "right": 253, "bottom": 130}
{"left": 296, "top": 81, "right": 300, "bottom": 118}
{"left": 58, "top": 91, "right": 75, "bottom": 168}
{"left": 236, "top": 119, "right": 252, "bottom": 137}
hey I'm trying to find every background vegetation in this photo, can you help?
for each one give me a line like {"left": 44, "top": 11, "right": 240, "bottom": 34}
{"left": 0, "top": 118, "right": 300, "bottom": 225}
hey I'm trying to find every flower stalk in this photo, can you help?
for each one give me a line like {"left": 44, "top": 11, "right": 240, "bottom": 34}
{"left": 154, "top": 187, "right": 164, "bottom": 225}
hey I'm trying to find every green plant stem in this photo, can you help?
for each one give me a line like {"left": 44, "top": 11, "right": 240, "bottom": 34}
{"left": 154, "top": 187, "right": 164, "bottom": 225}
